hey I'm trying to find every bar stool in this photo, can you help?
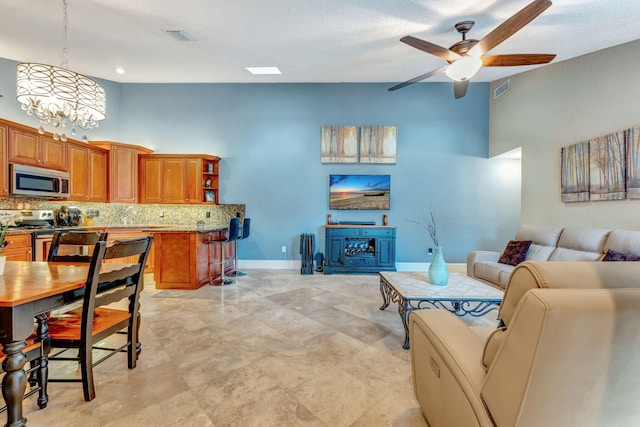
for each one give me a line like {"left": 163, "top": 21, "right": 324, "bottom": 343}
{"left": 207, "top": 217, "right": 241, "bottom": 285}
{"left": 230, "top": 217, "right": 250, "bottom": 277}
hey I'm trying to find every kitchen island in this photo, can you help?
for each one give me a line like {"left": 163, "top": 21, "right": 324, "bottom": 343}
{"left": 151, "top": 227, "right": 234, "bottom": 289}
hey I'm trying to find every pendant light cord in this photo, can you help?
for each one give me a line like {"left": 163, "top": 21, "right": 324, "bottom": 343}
{"left": 61, "top": 0, "right": 69, "bottom": 70}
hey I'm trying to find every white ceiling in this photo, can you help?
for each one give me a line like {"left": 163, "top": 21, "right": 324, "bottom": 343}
{"left": 1, "top": 0, "right": 639, "bottom": 85}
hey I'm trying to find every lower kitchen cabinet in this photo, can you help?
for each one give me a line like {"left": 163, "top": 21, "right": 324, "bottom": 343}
{"left": 153, "top": 230, "right": 234, "bottom": 289}
{"left": 104, "top": 229, "right": 154, "bottom": 273}
{"left": 2, "top": 232, "right": 32, "bottom": 261}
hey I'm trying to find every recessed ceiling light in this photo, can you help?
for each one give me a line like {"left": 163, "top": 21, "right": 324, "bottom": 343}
{"left": 245, "top": 67, "right": 281, "bottom": 75}
{"left": 116, "top": 68, "right": 125, "bottom": 74}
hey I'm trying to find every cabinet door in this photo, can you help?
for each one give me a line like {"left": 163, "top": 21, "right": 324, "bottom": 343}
{"left": 377, "top": 238, "right": 395, "bottom": 266}
{"left": 0, "top": 125, "right": 8, "bottom": 197}
{"left": 139, "top": 157, "right": 164, "bottom": 203}
{"left": 163, "top": 158, "right": 187, "bottom": 203}
{"left": 185, "top": 158, "right": 201, "bottom": 203}
{"left": 327, "top": 237, "right": 344, "bottom": 265}
{"left": 8, "top": 127, "right": 40, "bottom": 166}
{"left": 68, "top": 144, "right": 89, "bottom": 200}
{"left": 111, "top": 145, "right": 137, "bottom": 203}
{"left": 88, "top": 148, "right": 108, "bottom": 202}
{"left": 41, "top": 135, "right": 68, "bottom": 171}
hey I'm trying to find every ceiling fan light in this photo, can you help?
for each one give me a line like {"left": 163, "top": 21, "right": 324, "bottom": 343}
{"left": 445, "top": 56, "right": 482, "bottom": 81}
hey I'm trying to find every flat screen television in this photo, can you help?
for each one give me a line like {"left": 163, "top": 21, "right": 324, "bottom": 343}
{"left": 329, "top": 174, "right": 390, "bottom": 210}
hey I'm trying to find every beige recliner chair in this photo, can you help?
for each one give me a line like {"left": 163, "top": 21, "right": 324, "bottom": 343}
{"left": 409, "top": 261, "right": 640, "bottom": 427}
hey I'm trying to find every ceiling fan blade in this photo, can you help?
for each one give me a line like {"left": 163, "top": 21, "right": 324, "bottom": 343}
{"left": 388, "top": 65, "right": 448, "bottom": 92}
{"left": 454, "top": 80, "right": 469, "bottom": 99}
{"left": 468, "top": 0, "right": 552, "bottom": 57}
{"left": 400, "top": 36, "right": 461, "bottom": 62}
{"left": 481, "top": 53, "right": 556, "bottom": 66}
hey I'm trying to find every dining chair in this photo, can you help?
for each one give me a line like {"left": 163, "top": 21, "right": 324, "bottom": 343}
{"left": 46, "top": 236, "right": 153, "bottom": 401}
{"left": 47, "top": 230, "right": 107, "bottom": 262}
{"left": 229, "top": 217, "right": 250, "bottom": 277}
{"left": 205, "top": 217, "right": 240, "bottom": 285}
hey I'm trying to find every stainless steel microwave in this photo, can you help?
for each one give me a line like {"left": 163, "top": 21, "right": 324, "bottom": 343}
{"left": 11, "top": 164, "right": 70, "bottom": 199}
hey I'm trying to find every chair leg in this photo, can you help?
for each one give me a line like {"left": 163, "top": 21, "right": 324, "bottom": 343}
{"left": 34, "top": 313, "right": 49, "bottom": 409}
{"left": 220, "top": 242, "right": 235, "bottom": 285}
{"left": 80, "top": 346, "right": 96, "bottom": 401}
{"left": 230, "top": 239, "right": 247, "bottom": 277}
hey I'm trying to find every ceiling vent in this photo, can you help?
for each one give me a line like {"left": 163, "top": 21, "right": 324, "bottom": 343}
{"left": 493, "top": 79, "right": 510, "bottom": 99}
{"left": 164, "top": 30, "right": 197, "bottom": 42}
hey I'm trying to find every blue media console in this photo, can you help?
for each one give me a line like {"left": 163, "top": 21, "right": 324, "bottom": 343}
{"left": 324, "top": 225, "right": 396, "bottom": 274}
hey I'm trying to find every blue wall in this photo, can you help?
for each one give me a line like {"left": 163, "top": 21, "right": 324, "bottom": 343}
{"left": 0, "top": 57, "right": 521, "bottom": 263}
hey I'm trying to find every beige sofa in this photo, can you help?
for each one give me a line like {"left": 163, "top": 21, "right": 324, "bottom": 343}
{"left": 409, "top": 261, "right": 640, "bottom": 427}
{"left": 467, "top": 226, "right": 640, "bottom": 289}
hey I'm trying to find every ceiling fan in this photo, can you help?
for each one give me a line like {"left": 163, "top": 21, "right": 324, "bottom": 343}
{"left": 389, "top": 0, "right": 556, "bottom": 99}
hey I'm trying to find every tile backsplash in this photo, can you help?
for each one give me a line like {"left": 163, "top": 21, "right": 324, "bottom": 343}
{"left": 0, "top": 198, "right": 244, "bottom": 228}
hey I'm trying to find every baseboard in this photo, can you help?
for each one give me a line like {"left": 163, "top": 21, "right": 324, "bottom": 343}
{"left": 238, "top": 260, "right": 467, "bottom": 273}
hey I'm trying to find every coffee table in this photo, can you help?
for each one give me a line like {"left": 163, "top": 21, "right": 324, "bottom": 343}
{"left": 379, "top": 272, "right": 503, "bottom": 349}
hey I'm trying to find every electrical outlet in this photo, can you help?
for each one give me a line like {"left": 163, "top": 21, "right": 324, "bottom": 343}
{"left": 160, "top": 210, "right": 164, "bottom": 217}
{"left": 206, "top": 212, "right": 211, "bottom": 218}
{"left": 428, "top": 248, "right": 433, "bottom": 255}
{"left": 281, "top": 245, "right": 287, "bottom": 254}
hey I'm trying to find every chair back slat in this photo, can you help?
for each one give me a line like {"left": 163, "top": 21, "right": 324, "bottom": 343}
{"left": 48, "top": 231, "right": 108, "bottom": 262}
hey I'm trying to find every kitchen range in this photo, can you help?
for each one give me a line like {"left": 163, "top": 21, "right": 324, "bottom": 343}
{"left": 0, "top": 207, "right": 84, "bottom": 261}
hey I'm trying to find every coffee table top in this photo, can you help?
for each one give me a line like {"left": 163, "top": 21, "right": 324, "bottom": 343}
{"left": 380, "top": 272, "right": 503, "bottom": 301}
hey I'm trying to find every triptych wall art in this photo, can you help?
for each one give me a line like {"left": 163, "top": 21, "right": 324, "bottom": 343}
{"left": 321, "top": 126, "right": 397, "bottom": 164}
{"left": 561, "top": 127, "right": 640, "bottom": 202}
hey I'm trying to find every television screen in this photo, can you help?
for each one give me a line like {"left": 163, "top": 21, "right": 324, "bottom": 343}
{"left": 329, "top": 174, "right": 390, "bottom": 210}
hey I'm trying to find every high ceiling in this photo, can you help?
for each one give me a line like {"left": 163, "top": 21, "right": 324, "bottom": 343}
{"left": 1, "top": 0, "right": 639, "bottom": 85}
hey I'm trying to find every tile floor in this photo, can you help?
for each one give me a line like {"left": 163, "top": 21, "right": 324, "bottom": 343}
{"left": 22, "top": 269, "right": 499, "bottom": 427}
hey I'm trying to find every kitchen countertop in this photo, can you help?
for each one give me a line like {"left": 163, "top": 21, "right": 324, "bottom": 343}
{"left": 6, "top": 225, "right": 228, "bottom": 234}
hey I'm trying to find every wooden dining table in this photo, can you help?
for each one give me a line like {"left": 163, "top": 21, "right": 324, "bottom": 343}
{"left": 0, "top": 261, "right": 127, "bottom": 427}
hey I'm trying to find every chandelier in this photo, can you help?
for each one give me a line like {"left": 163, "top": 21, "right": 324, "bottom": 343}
{"left": 16, "top": 0, "right": 105, "bottom": 142}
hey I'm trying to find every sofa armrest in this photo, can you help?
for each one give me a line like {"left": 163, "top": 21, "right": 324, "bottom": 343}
{"left": 467, "top": 251, "right": 501, "bottom": 278}
{"left": 409, "top": 309, "right": 493, "bottom": 427}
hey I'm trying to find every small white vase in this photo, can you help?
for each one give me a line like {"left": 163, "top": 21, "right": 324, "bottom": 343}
{"left": 0, "top": 255, "right": 6, "bottom": 275}
{"left": 428, "top": 246, "right": 449, "bottom": 286}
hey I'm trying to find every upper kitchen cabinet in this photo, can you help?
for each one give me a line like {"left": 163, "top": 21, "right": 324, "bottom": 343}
{"left": 90, "top": 141, "right": 153, "bottom": 203}
{"left": 0, "top": 124, "right": 8, "bottom": 198}
{"left": 68, "top": 141, "right": 108, "bottom": 202}
{"left": 139, "top": 154, "right": 220, "bottom": 204}
{"left": 7, "top": 122, "right": 68, "bottom": 171}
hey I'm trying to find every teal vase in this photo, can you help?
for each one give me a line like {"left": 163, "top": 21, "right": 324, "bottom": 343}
{"left": 428, "top": 246, "right": 449, "bottom": 286}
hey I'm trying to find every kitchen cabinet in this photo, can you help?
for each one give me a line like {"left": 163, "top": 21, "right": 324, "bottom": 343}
{"left": 2, "top": 232, "right": 32, "bottom": 261}
{"left": 68, "top": 142, "right": 108, "bottom": 202}
{"left": 90, "top": 141, "right": 153, "bottom": 203}
{"left": 103, "top": 229, "right": 154, "bottom": 273}
{"left": 0, "top": 124, "right": 8, "bottom": 198}
{"left": 139, "top": 154, "right": 220, "bottom": 204}
{"left": 7, "top": 123, "right": 68, "bottom": 171}
{"left": 153, "top": 229, "right": 232, "bottom": 289}
{"left": 324, "top": 225, "right": 396, "bottom": 274}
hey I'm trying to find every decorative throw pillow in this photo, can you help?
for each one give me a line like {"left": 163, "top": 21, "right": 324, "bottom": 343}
{"left": 602, "top": 249, "right": 640, "bottom": 262}
{"left": 498, "top": 240, "right": 532, "bottom": 266}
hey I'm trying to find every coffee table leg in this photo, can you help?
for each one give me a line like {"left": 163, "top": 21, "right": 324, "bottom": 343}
{"left": 379, "top": 277, "right": 391, "bottom": 310}
{"left": 397, "top": 297, "right": 411, "bottom": 349}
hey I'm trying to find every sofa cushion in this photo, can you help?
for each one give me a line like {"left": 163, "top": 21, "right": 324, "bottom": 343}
{"left": 515, "top": 225, "right": 562, "bottom": 247}
{"left": 525, "top": 244, "right": 555, "bottom": 261}
{"left": 602, "top": 249, "right": 640, "bottom": 262}
{"left": 603, "top": 230, "right": 640, "bottom": 257}
{"left": 548, "top": 227, "right": 610, "bottom": 261}
{"left": 498, "top": 240, "right": 532, "bottom": 266}
{"left": 474, "top": 261, "right": 514, "bottom": 289}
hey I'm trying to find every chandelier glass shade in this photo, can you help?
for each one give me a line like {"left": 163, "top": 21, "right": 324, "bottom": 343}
{"left": 16, "top": 63, "right": 106, "bottom": 140}
{"left": 15, "top": 0, "right": 106, "bottom": 142}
